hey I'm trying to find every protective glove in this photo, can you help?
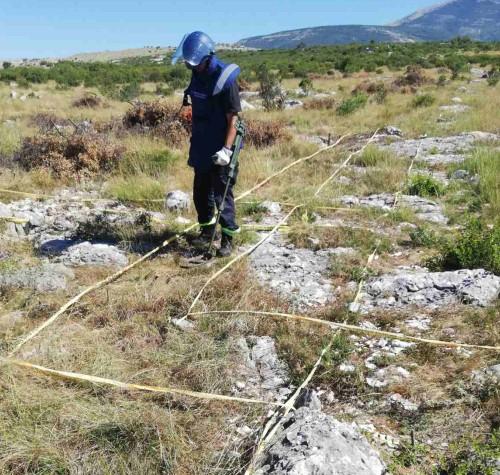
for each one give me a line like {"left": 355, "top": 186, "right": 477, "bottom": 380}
{"left": 212, "top": 147, "right": 232, "bottom": 166}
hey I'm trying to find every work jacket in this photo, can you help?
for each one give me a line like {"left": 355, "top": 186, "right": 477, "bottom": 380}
{"left": 186, "top": 55, "right": 240, "bottom": 172}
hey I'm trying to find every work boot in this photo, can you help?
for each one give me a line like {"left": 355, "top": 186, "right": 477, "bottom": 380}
{"left": 217, "top": 233, "right": 233, "bottom": 257}
{"left": 192, "top": 226, "right": 218, "bottom": 248}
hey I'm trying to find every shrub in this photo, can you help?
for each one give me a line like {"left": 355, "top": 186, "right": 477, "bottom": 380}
{"left": 245, "top": 119, "right": 288, "bottom": 148}
{"left": 412, "top": 94, "right": 435, "bottom": 108}
{"left": 409, "top": 226, "right": 441, "bottom": 248}
{"left": 437, "top": 74, "right": 447, "bottom": 87}
{"left": 407, "top": 173, "right": 445, "bottom": 197}
{"left": 16, "top": 131, "right": 124, "bottom": 179}
{"left": 336, "top": 93, "right": 367, "bottom": 116}
{"left": 393, "top": 65, "right": 429, "bottom": 88}
{"left": 123, "top": 100, "right": 191, "bottom": 146}
{"left": 72, "top": 94, "right": 104, "bottom": 108}
{"left": 298, "top": 77, "right": 313, "bottom": 96}
{"left": 428, "top": 217, "right": 500, "bottom": 275}
{"left": 257, "top": 64, "right": 286, "bottom": 111}
{"left": 303, "top": 97, "right": 336, "bottom": 110}
{"left": 487, "top": 67, "right": 499, "bottom": 87}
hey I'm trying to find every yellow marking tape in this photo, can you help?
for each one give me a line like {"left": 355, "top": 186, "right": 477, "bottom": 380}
{"left": 189, "top": 310, "right": 500, "bottom": 352}
{"left": 0, "top": 357, "right": 280, "bottom": 406}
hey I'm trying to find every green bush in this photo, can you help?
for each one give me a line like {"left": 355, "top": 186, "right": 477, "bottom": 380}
{"left": 298, "top": 77, "right": 313, "bottom": 95}
{"left": 428, "top": 217, "right": 500, "bottom": 274}
{"left": 258, "top": 64, "right": 285, "bottom": 111}
{"left": 412, "top": 94, "right": 436, "bottom": 108}
{"left": 409, "top": 226, "right": 441, "bottom": 248}
{"left": 336, "top": 93, "right": 367, "bottom": 116}
{"left": 407, "top": 173, "right": 445, "bottom": 197}
{"left": 487, "top": 67, "right": 499, "bottom": 87}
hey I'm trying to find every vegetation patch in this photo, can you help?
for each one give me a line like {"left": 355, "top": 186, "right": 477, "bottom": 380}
{"left": 303, "top": 96, "right": 336, "bottom": 110}
{"left": 16, "top": 131, "right": 125, "bottom": 179}
{"left": 245, "top": 119, "right": 288, "bottom": 148}
{"left": 72, "top": 94, "right": 104, "bottom": 108}
{"left": 412, "top": 93, "right": 436, "bottom": 108}
{"left": 407, "top": 174, "right": 445, "bottom": 197}
{"left": 336, "top": 93, "right": 368, "bottom": 116}
{"left": 123, "top": 100, "right": 191, "bottom": 146}
{"left": 428, "top": 217, "right": 500, "bottom": 274}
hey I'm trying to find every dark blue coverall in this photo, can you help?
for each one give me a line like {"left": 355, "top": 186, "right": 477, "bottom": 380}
{"left": 186, "top": 55, "right": 242, "bottom": 237}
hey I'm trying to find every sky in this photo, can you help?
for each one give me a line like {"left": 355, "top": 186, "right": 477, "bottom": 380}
{"left": 0, "top": 0, "right": 442, "bottom": 59}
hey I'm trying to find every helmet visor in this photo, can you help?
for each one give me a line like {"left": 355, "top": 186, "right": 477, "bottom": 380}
{"left": 171, "top": 34, "right": 188, "bottom": 65}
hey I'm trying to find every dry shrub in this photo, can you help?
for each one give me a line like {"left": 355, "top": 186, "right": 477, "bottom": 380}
{"left": 123, "top": 100, "right": 191, "bottom": 146}
{"left": 393, "top": 65, "right": 429, "bottom": 88}
{"left": 245, "top": 118, "right": 288, "bottom": 148}
{"left": 352, "top": 80, "right": 385, "bottom": 95}
{"left": 72, "top": 94, "right": 104, "bottom": 108}
{"left": 303, "top": 97, "right": 336, "bottom": 110}
{"left": 238, "top": 78, "right": 251, "bottom": 91}
{"left": 30, "top": 113, "right": 72, "bottom": 133}
{"left": 17, "top": 131, "right": 124, "bottom": 178}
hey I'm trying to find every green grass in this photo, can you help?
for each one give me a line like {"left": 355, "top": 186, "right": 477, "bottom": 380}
{"left": 407, "top": 173, "right": 445, "bottom": 197}
{"left": 462, "top": 147, "right": 500, "bottom": 217}
{"left": 104, "top": 175, "right": 164, "bottom": 203}
{"left": 0, "top": 123, "right": 21, "bottom": 158}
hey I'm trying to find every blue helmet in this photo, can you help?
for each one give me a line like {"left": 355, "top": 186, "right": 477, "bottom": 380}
{"left": 171, "top": 31, "right": 215, "bottom": 66}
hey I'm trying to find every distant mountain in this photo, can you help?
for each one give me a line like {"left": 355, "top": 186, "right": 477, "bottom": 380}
{"left": 238, "top": 0, "right": 500, "bottom": 49}
{"left": 238, "top": 25, "right": 416, "bottom": 49}
{"left": 392, "top": 0, "right": 500, "bottom": 41}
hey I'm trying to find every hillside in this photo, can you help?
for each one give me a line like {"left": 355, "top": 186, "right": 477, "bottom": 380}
{"left": 394, "top": 0, "right": 500, "bottom": 41}
{"left": 238, "top": 0, "right": 500, "bottom": 48}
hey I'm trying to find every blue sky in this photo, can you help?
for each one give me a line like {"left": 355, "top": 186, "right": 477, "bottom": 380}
{"left": 0, "top": 0, "right": 440, "bottom": 59}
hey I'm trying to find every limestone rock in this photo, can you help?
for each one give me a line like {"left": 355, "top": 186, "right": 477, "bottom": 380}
{"left": 358, "top": 267, "right": 500, "bottom": 313}
{"left": 340, "top": 193, "right": 448, "bottom": 224}
{"left": 255, "top": 407, "right": 385, "bottom": 475}
{"left": 232, "top": 336, "right": 291, "bottom": 402}
{"left": 377, "top": 132, "right": 498, "bottom": 165}
{"left": 0, "top": 263, "right": 74, "bottom": 292}
{"left": 165, "top": 190, "right": 190, "bottom": 212}
{"left": 250, "top": 233, "right": 354, "bottom": 309}
{"left": 55, "top": 241, "right": 128, "bottom": 267}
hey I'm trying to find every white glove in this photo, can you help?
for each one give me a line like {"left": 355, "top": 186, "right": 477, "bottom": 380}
{"left": 212, "top": 147, "right": 232, "bottom": 166}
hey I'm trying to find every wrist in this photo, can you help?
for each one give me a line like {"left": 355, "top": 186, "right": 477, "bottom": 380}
{"left": 223, "top": 146, "right": 233, "bottom": 155}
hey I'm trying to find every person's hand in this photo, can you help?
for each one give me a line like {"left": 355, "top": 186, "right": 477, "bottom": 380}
{"left": 212, "top": 147, "right": 232, "bottom": 166}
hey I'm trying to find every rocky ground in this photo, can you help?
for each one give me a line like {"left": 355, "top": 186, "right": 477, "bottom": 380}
{"left": 1, "top": 124, "right": 499, "bottom": 474}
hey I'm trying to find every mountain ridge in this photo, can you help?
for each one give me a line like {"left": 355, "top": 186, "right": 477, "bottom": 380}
{"left": 238, "top": 0, "right": 500, "bottom": 48}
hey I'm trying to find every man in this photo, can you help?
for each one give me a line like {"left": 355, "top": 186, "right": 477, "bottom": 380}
{"left": 172, "top": 31, "right": 242, "bottom": 257}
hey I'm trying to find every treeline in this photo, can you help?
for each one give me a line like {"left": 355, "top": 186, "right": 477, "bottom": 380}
{"left": 1, "top": 38, "right": 499, "bottom": 90}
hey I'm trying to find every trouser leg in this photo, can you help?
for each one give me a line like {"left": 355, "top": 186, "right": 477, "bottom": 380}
{"left": 211, "top": 165, "right": 239, "bottom": 236}
{"left": 193, "top": 169, "right": 215, "bottom": 227}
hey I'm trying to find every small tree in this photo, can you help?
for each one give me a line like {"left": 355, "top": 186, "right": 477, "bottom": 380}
{"left": 2, "top": 61, "right": 12, "bottom": 69}
{"left": 258, "top": 64, "right": 286, "bottom": 111}
{"left": 298, "top": 77, "right": 313, "bottom": 96}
